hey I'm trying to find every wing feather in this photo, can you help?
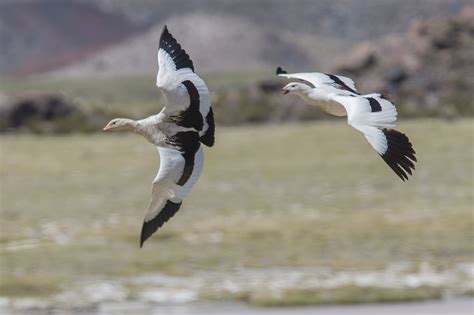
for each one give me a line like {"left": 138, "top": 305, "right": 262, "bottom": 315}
{"left": 159, "top": 25, "right": 194, "bottom": 72}
{"left": 140, "top": 141, "right": 203, "bottom": 246}
{"left": 276, "top": 67, "right": 358, "bottom": 94}
{"left": 155, "top": 27, "right": 214, "bottom": 143}
{"left": 139, "top": 26, "right": 213, "bottom": 247}
{"left": 276, "top": 67, "right": 416, "bottom": 180}
{"left": 331, "top": 94, "right": 416, "bottom": 180}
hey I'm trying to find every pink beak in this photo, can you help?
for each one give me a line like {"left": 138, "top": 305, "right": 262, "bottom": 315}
{"left": 102, "top": 125, "right": 111, "bottom": 131}
{"left": 282, "top": 88, "right": 289, "bottom": 95}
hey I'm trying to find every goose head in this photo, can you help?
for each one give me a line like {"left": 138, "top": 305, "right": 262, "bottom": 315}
{"left": 282, "top": 82, "right": 311, "bottom": 95}
{"left": 103, "top": 118, "right": 135, "bottom": 132}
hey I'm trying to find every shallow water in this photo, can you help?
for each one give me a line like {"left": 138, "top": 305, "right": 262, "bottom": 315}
{"left": 2, "top": 299, "right": 473, "bottom": 315}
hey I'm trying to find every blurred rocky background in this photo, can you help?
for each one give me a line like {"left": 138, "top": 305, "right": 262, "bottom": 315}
{"left": 333, "top": 6, "right": 474, "bottom": 119}
{"left": 0, "top": 0, "right": 472, "bottom": 133}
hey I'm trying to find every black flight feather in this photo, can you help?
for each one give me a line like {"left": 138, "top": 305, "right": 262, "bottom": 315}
{"left": 276, "top": 67, "right": 287, "bottom": 75}
{"left": 159, "top": 25, "right": 194, "bottom": 71}
{"left": 380, "top": 129, "right": 417, "bottom": 181}
{"left": 140, "top": 201, "right": 182, "bottom": 247}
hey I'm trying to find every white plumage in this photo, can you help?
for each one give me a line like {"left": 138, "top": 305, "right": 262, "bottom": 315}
{"left": 277, "top": 67, "right": 416, "bottom": 181}
{"left": 103, "top": 26, "right": 214, "bottom": 247}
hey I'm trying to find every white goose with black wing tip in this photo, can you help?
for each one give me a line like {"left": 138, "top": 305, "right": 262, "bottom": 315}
{"left": 103, "top": 26, "right": 215, "bottom": 247}
{"left": 276, "top": 67, "right": 416, "bottom": 181}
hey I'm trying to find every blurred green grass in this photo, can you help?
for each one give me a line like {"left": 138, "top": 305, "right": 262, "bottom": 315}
{"left": 1, "top": 71, "right": 334, "bottom": 133}
{"left": 0, "top": 119, "right": 473, "bottom": 302}
{"left": 0, "top": 72, "right": 270, "bottom": 119}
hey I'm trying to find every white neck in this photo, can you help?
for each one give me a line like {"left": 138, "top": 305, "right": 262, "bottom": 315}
{"left": 119, "top": 118, "right": 139, "bottom": 132}
{"left": 119, "top": 119, "right": 152, "bottom": 139}
{"left": 134, "top": 116, "right": 160, "bottom": 144}
{"left": 295, "top": 86, "right": 316, "bottom": 103}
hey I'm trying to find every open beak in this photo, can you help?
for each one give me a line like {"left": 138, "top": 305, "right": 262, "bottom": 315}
{"left": 282, "top": 88, "right": 289, "bottom": 95}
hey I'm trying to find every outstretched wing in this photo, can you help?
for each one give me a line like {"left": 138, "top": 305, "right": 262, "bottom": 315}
{"left": 140, "top": 132, "right": 203, "bottom": 247}
{"left": 156, "top": 26, "right": 214, "bottom": 147}
{"left": 331, "top": 93, "right": 417, "bottom": 181}
{"left": 276, "top": 66, "right": 358, "bottom": 95}
{"left": 158, "top": 25, "right": 194, "bottom": 73}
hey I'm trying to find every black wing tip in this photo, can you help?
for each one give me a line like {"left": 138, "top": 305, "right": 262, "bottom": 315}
{"left": 140, "top": 234, "right": 145, "bottom": 248}
{"left": 139, "top": 201, "right": 182, "bottom": 248}
{"left": 159, "top": 25, "right": 194, "bottom": 72}
{"left": 140, "top": 223, "right": 151, "bottom": 248}
{"left": 381, "top": 129, "right": 417, "bottom": 181}
{"left": 159, "top": 25, "right": 170, "bottom": 41}
{"left": 140, "top": 219, "right": 158, "bottom": 248}
{"left": 276, "top": 66, "right": 287, "bottom": 75}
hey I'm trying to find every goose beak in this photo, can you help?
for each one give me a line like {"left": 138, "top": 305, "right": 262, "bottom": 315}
{"left": 103, "top": 125, "right": 111, "bottom": 131}
{"left": 282, "top": 88, "right": 289, "bottom": 95}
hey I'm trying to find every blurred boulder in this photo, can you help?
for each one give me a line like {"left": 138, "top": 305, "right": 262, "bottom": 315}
{"left": 332, "top": 6, "right": 474, "bottom": 117}
{"left": 258, "top": 80, "right": 282, "bottom": 94}
{"left": 0, "top": 93, "right": 96, "bottom": 133}
{"left": 385, "top": 68, "right": 408, "bottom": 86}
{"left": 336, "top": 44, "right": 377, "bottom": 76}
{"left": 3, "top": 94, "right": 77, "bottom": 127}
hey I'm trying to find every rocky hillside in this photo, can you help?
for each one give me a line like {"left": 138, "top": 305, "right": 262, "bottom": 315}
{"left": 0, "top": 1, "right": 144, "bottom": 75}
{"left": 332, "top": 6, "right": 474, "bottom": 117}
{"left": 0, "top": 0, "right": 470, "bottom": 76}
{"left": 45, "top": 13, "right": 315, "bottom": 77}
{"left": 91, "top": 0, "right": 470, "bottom": 41}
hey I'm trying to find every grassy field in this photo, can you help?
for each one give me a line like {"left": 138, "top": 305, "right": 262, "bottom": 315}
{"left": 0, "top": 119, "right": 473, "bottom": 306}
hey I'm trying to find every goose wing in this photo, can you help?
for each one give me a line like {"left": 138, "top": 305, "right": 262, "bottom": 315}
{"left": 331, "top": 93, "right": 417, "bottom": 181}
{"left": 140, "top": 131, "right": 203, "bottom": 247}
{"left": 156, "top": 26, "right": 214, "bottom": 147}
{"left": 276, "top": 67, "right": 358, "bottom": 95}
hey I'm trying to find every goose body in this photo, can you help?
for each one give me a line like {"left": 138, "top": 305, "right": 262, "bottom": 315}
{"left": 277, "top": 67, "right": 416, "bottom": 181}
{"left": 103, "top": 26, "right": 214, "bottom": 247}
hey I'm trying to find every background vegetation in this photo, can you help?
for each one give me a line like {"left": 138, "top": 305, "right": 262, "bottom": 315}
{"left": 1, "top": 119, "right": 473, "bottom": 307}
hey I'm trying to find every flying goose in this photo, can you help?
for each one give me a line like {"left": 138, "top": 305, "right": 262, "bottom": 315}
{"left": 277, "top": 67, "right": 416, "bottom": 181}
{"left": 103, "top": 26, "right": 214, "bottom": 247}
